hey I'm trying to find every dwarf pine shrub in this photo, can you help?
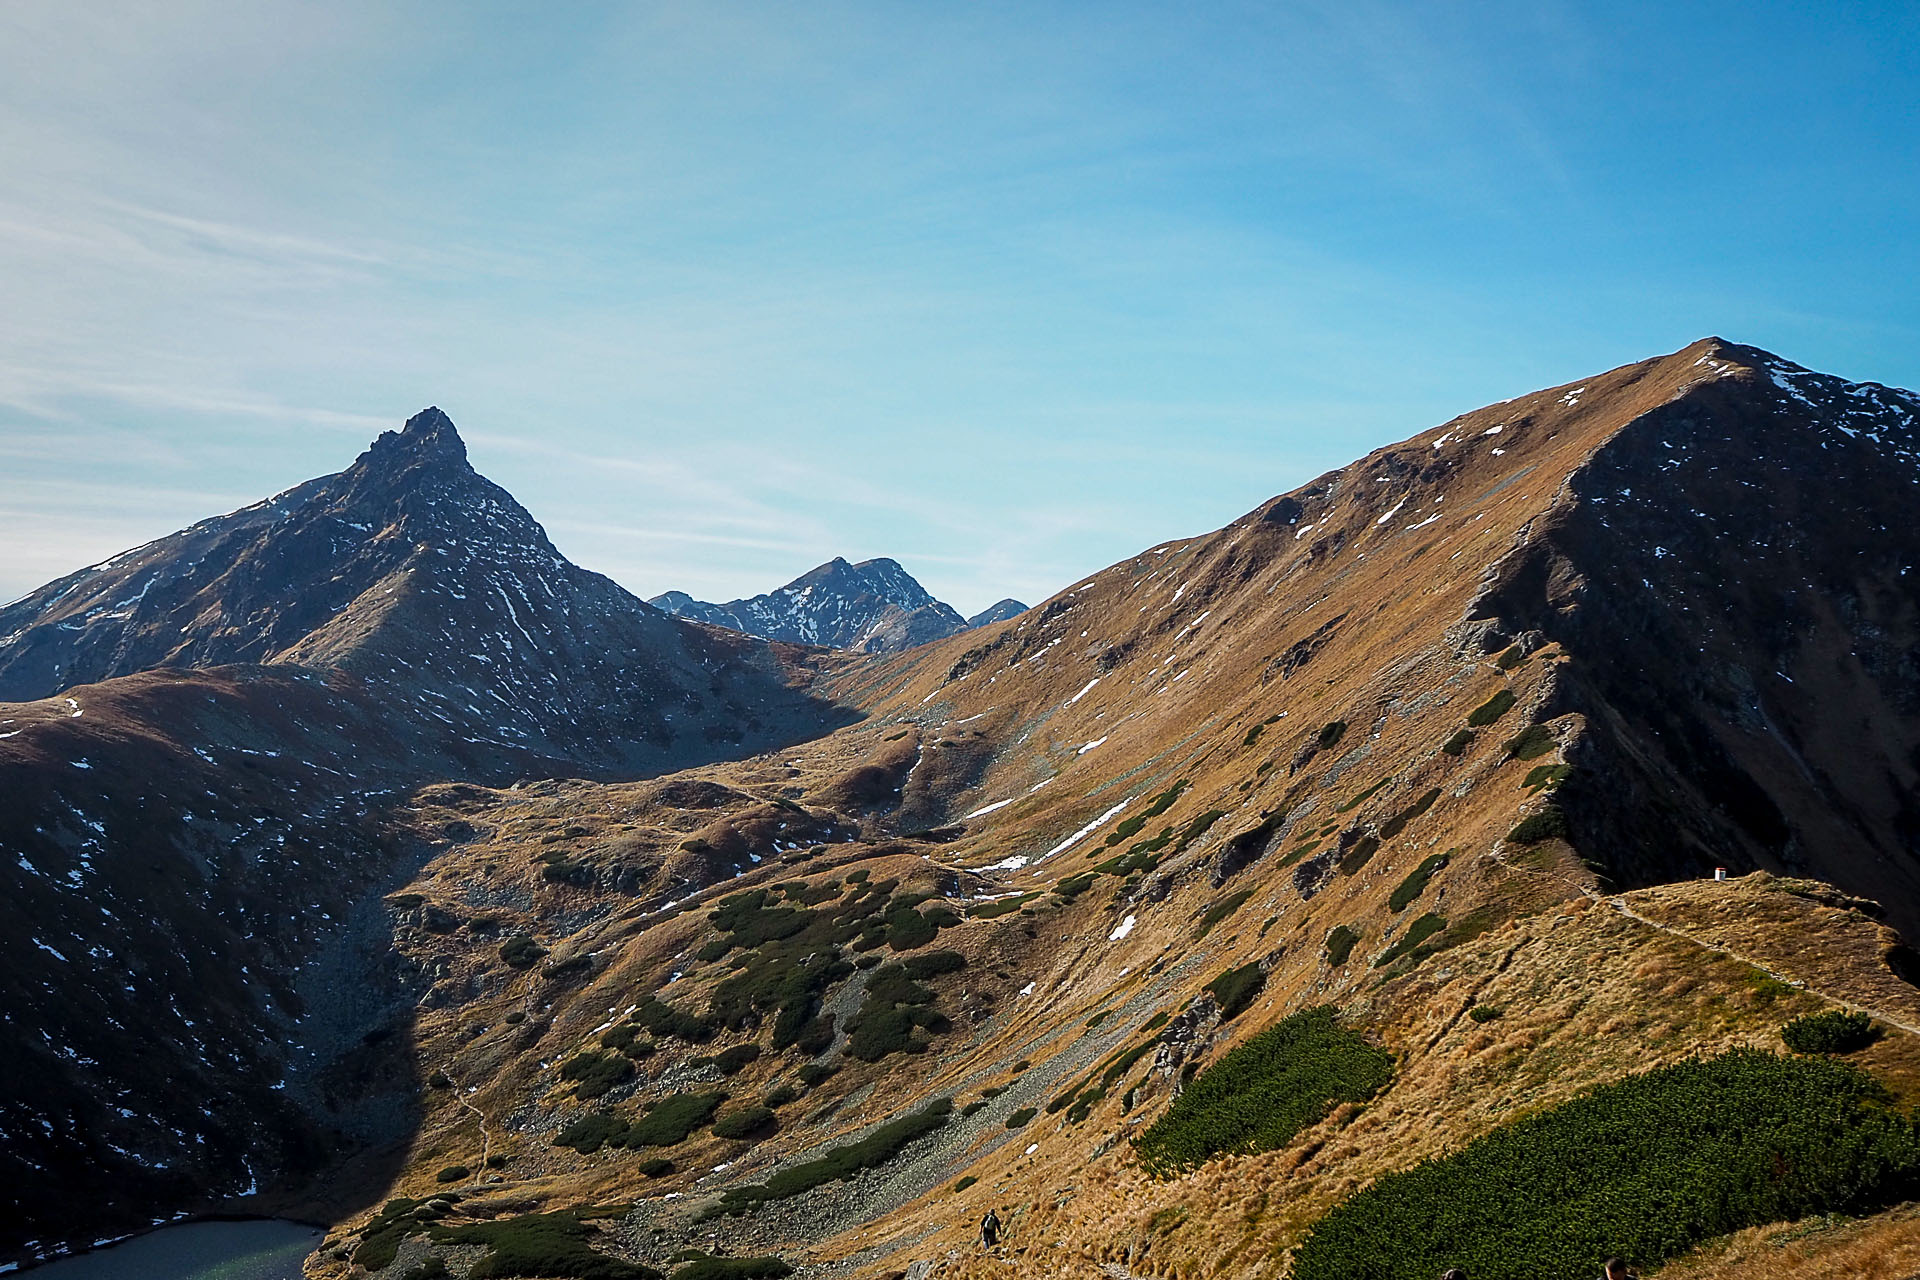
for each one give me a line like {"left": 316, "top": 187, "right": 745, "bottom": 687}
{"left": 1292, "top": 1050, "right": 1920, "bottom": 1280}
{"left": 1133, "top": 1006, "right": 1392, "bottom": 1176}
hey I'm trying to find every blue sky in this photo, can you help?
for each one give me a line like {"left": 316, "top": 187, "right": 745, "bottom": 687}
{"left": 2, "top": 2, "right": 1915, "bottom": 614}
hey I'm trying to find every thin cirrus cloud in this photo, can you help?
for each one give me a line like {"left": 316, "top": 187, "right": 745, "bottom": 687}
{"left": 0, "top": 2, "right": 1915, "bottom": 615}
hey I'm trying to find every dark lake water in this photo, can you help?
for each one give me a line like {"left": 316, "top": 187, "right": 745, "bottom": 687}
{"left": 20, "top": 1220, "right": 322, "bottom": 1279}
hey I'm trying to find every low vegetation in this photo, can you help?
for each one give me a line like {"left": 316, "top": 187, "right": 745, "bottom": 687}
{"left": 1134, "top": 1005, "right": 1393, "bottom": 1176}
{"left": 1378, "top": 788, "right": 1441, "bottom": 839}
{"left": 1194, "top": 888, "right": 1256, "bottom": 940}
{"left": 968, "top": 892, "right": 1037, "bottom": 919}
{"left": 1506, "top": 806, "right": 1569, "bottom": 845}
{"left": 1374, "top": 913, "right": 1447, "bottom": 968}
{"left": 846, "top": 960, "right": 952, "bottom": 1062}
{"left": 705, "top": 1099, "right": 953, "bottom": 1217}
{"left": 671, "top": 1255, "right": 792, "bottom": 1280}
{"left": 1324, "top": 924, "right": 1361, "bottom": 966}
{"left": 1782, "top": 1009, "right": 1882, "bottom": 1054}
{"left": 563, "top": 1051, "right": 636, "bottom": 1100}
{"left": 1205, "top": 961, "right": 1266, "bottom": 1020}
{"left": 439, "top": 1208, "right": 656, "bottom": 1280}
{"left": 1466, "top": 689, "right": 1518, "bottom": 727}
{"left": 554, "top": 1092, "right": 727, "bottom": 1154}
{"left": 1291, "top": 1050, "right": 1920, "bottom": 1280}
{"left": 499, "top": 935, "right": 547, "bottom": 969}
{"left": 1502, "top": 723, "right": 1557, "bottom": 760}
{"left": 711, "top": 1105, "right": 777, "bottom": 1140}
{"left": 1388, "top": 852, "right": 1449, "bottom": 912}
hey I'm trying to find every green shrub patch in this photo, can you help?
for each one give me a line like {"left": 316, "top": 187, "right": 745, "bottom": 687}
{"left": 1466, "top": 689, "right": 1518, "bottom": 727}
{"left": 846, "top": 962, "right": 951, "bottom": 1062}
{"left": 1338, "top": 835, "right": 1382, "bottom": 875}
{"left": 1324, "top": 925, "right": 1361, "bottom": 967}
{"left": 694, "top": 1044, "right": 762, "bottom": 1076}
{"left": 1134, "top": 1006, "right": 1392, "bottom": 1176}
{"left": 1522, "top": 763, "right": 1572, "bottom": 793}
{"left": 1388, "top": 853, "right": 1450, "bottom": 912}
{"left": 500, "top": 935, "right": 547, "bottom": 969}
{"left": 671, "top": 1255, "right": 792, "bottom": 1280}
{"left": 1374, "top": 913, "right": 1448, "bottom": 968}
{"left": 795, "top": 1062, "right": 838, "bottom": 1086}
{"left": 1005, "top": 1106, "right": 1037, "bottom": 1128}
{"left": 435, "top": 1165, "right": 469, "bottom": 1184}
{"left": 1173, "top": 809, "right": 1230, "bottom": 853}
{"left": 631, "top": 996, "right": 715, "bottom": 1043}
{"left": 1292, "top": 1050, "right": 1920, "bottom": 1280}
{"left": 1468, "top": 1004, "right": 1503, "bottom": 1023}
{"left": 1378, "top": 789, "right": 1441, "bottom": 839}
{"left": 706, "top": 1099, "right": 953, "bottom": 1216}
{"left": 712, "top": 1105, "right": 778, "bottom": 1140}
{"left": 438, "top": 1209, "right": 658, "bottom": 1280}
{"left": 555, "top": 1092, "right": 728, "bottom": 1154}
{"left": 627, "top": 1092, "right": 727, "bottom": 1146}
{"left": 1782, "top": 1009, "right": 1881, "bottom": 1054}
{"left": 1205, "top": 962, "right": 1267, "bottom": 1021}
{"left": 1194, "top": 888, "right": 1256, "bottom": 940}
{"left": 563, "top": 1051, "right": 636, "bottom": 1100}
{"left": 970, "top": 892, "right": 1038, "bottom": 919}
{"left": 1506, "top": 806, "right": 1569, "bottom": 845}
{"left": 905, "top": 950, "right": 966, "bottom": 980}
{"left": 1336, "top": 777, "right": 1394, "bottom": 813}
{"left": 1502, "top": 723, "right": 1557, "bottom": 761}
{"left": 1107, "top": 781, "right": 1195, "bottom": 848}
{"left": 1441, "top": 728, "right": 1475, "bottom": 757}
{"left": 1318, "top": 720, "right": 1349, "bottom": 750}
{"left": 884, "top": 907, "right": 939, "bottom": 950}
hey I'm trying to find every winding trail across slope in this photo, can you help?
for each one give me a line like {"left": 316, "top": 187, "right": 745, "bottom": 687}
{"left": 1600, "top": 893, "right": 1920, "bottom": 1040}
{"left": 1490, "top": 847, "right": 1920, "bottom": 1040}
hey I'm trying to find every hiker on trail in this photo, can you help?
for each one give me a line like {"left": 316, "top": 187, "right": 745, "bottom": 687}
{"left": 1601, "top": 1259, "right": 1638, "bottom": 1280}
{"left": 980, "top": 1208, "right": 1001, "bottom": 1249}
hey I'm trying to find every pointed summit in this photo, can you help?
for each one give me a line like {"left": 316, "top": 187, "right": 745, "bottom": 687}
{"left": 357, "top": 405, "right": 470, "bottom": 473}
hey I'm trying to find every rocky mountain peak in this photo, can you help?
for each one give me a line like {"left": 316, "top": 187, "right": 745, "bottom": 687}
{"left": 346, "top": 405, "right": 474, "bottom": 491}
{"left": 650, "top": 556, "right": 989, "bottom": 653}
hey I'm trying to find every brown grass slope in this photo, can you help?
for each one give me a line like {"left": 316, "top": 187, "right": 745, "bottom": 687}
{"left": 301, "top": 340, "right": 1920, "bottom": 1279}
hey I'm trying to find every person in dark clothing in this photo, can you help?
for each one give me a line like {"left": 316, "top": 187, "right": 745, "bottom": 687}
{"left": 980, "top": 1208, "right": 1001, "bottom": 1249}
{"left": 1440, "top": 1270, "right": 1468, "bottom": 1280}
{"left": 1601, "top": 1259, "right": 1638, "bottom": 1280}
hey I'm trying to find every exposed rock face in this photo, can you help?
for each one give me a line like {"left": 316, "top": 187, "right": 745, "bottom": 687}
{"left": 1461, "top": 344, "right": 1920, "bottom": 931}
{"left": 0, "top": 408, "right": 851, "bottom": 775}
{"left": 651, "top": 557, "right": 1020, "bottom": 654}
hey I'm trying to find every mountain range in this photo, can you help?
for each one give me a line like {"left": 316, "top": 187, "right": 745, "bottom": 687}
{"left": 650, "top": 559, "right": 1025, "bottom": 654}
{"left": 4, "top": 339, "right": 1920, "bottom": 1280}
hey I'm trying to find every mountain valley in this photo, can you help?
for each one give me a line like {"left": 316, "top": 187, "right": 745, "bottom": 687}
{"left": 6, "top": 339, "right": 1920, "bottom": 1279}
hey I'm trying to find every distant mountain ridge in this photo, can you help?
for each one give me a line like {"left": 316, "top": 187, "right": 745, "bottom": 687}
{"left": 650, "top": 556, "right": 1025, "bottom": 653}
{"left": 0, "top": 407, "right": 849, "bottom": 775}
